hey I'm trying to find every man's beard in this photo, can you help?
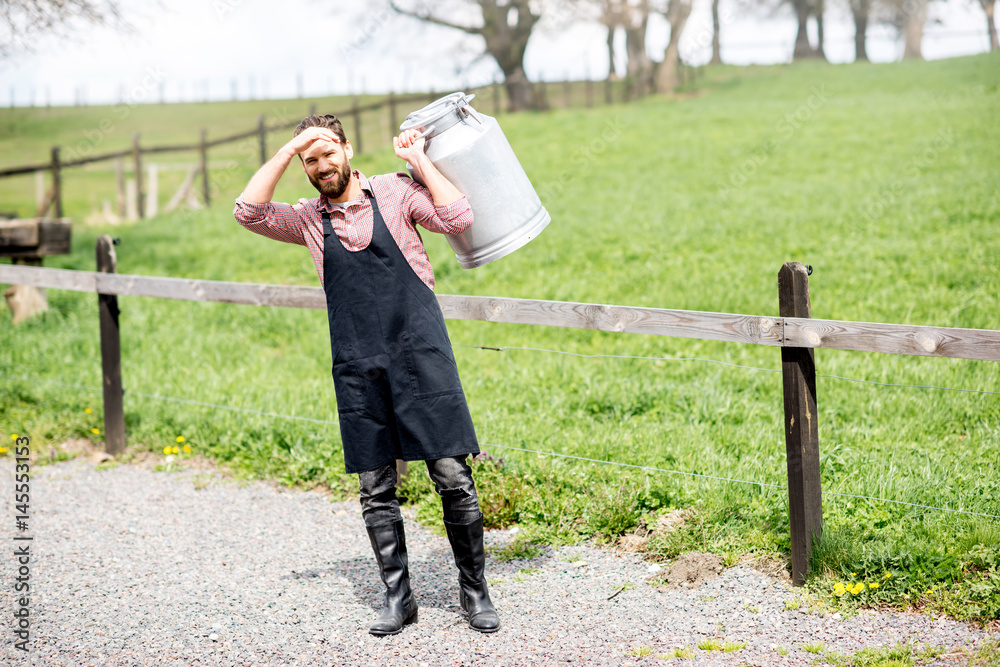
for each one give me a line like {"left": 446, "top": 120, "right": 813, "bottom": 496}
{"left": 309, "top": 160, "right": 353, "bottom": 200}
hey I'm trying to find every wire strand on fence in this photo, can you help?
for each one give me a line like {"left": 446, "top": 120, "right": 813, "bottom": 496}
{"left": 4, "top": 372, "right": 999, "bottom": 520}
{"left": 480, "top": 443, "right": 1000, "bottom": 521}
{"left": 458, "top": 344, "right": 1000, "bottom": 396}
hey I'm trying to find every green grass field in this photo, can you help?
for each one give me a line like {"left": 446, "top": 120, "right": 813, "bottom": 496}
{"left": 2, "top": 54, "right": 999, "bottom": 622}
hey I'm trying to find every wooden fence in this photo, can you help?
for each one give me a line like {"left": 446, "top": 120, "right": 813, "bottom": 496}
{"left": 2, "top": 252, "right": 998, "bottom": 584}
{"left": 0, "top": 72, "right": 696, "bottom": 222}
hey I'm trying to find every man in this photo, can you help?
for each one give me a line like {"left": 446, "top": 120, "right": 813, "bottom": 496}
{"left": 233, "top": 114, "right": 499, "bottom": 635}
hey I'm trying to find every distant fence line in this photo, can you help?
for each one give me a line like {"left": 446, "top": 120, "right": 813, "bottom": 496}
{"left": 7, "top": 26, "right": 992, "bottom": 108}
{"left": 0, "top": 72, "right": 701, "bottom": 222}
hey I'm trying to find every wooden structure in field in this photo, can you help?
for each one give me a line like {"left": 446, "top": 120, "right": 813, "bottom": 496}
{"left": 0, "top": 217, "right": 72, "bottom": 323}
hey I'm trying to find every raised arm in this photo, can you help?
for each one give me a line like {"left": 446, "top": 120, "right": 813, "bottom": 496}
{"left": 241, "top": 126, "right": 341, "bottom": 203}
{"left": 393, "top": 129, "right": 464, "bottom": 207}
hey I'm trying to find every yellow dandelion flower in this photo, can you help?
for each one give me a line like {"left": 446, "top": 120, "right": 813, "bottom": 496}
{"left": 852, "top": 583, "right": 864, "bottom": 594}
{"left": 883, "top": 572, "right": 891, "bottom": 579}
{"left": 869, "top": 582, "right": 879, "bottom": 589}
{"left": 0, "top": 447, "right": 7, "bottom": 454}
{"left": 11, "top": 434, "right": 18, "bottom": 440}
{"left": 176, "top": 436, "right": 184, "bottom": 443}
{"left": 171, "top": 446, "right": 179, "bottom": 454}
{"left": 91, "top": 428, "right": 100, "bottom": 434}
{"left": 183, "top": 444, "right": 191, "bottom": 453}
{"left": 163, "top": 446, "right": 171, "bottom": 455}
{"left": 850, "top": 572, "right": 857, "bottom": 577}
{"left": 85, "top": 408, "right": 92, "bottom": 414}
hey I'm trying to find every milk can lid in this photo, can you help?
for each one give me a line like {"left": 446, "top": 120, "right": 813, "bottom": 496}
{"left": 399, "top": 92, "right": 477, "bottom": 139}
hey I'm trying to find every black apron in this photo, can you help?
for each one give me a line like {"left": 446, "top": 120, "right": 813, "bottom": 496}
{"left": 322, "top": 189, "right": 479, "bottom": 474}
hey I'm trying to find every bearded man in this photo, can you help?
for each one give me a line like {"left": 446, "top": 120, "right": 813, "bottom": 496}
{"left": 233, "top": 114, "right": 499, "bottom": 635}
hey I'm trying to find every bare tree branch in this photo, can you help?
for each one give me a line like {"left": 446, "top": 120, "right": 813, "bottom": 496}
{"left": 390, "top": 0, "right": 549, "bottom": 110}
{"left": 388, "top": 0, "right": 484, "bottom": 34}
{"left": 0, "top": 0, "right": 130, "bottom": 60}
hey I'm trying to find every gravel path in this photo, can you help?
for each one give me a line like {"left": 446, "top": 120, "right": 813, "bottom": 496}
{"left": 2, "top": 456, "right": 995, "bottom": 666}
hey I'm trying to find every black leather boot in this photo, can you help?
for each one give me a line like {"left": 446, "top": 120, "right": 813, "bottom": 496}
{"left": 444, "top": 516, "right": 500, "bottom": 633}
{"left": 366, "top": 520, "right": 418, "bottom": 636}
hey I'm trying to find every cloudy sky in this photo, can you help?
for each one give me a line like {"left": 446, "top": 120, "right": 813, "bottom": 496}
{"left": 0, "top": 0, "right": 991, "bottom": 106}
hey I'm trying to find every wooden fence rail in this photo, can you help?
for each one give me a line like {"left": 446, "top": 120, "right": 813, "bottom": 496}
{"left": 2, "top": 256, "right": 997, "bottom": 585}
{"left": 1, "top": 263, "right": 998, "bottom": 361}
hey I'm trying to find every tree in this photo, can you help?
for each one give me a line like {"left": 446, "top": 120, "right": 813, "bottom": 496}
{"left": 875, "top": 0, "right": 928, "bottom": 59}
{"left": 901, "top": 0, "right": 928, "bottom": 58}
{"left": 788, "top": 0, "right": 826, "bottom": 59}
{"left": 848, "top": 0, "right": 873, "bottom": 61}
{"left": 710, "top": 0, "right": 723, "bottom": 64}
{"left": 389, "top": 0, "right": 548, "bottom": 111}
{"left": 653, "top": 0, "right": 693, "bottom": 93}
{"left": 978, "top": 0, "right": 998, "bottom": 50}
{"left": 596, "top": 0, "right": 654, "bottom": 86}
{"left": 0, "top": 0, "right": 127, "bottom": 60}
{"left": 598, "top": 0, "right": 625, "bottom": 78}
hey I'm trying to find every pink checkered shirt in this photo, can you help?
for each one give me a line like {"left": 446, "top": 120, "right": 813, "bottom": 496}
{"left": 233, "top": 171, "right": 473, "bottom": 290}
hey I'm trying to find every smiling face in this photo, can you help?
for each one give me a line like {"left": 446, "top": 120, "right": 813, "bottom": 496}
{"left": 301, "top": 138, "right": 355, "bottom": 202}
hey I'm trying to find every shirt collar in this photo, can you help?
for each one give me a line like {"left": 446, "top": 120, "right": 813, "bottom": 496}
{"left": 318, "top": 170, "right": 370, "bottom": 212}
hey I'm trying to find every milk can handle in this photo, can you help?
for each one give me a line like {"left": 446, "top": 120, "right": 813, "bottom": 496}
{"left": 413, "top": 124, "right": 436, "bottom": 141}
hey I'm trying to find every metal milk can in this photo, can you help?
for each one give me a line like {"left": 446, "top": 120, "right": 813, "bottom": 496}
{"left": 399, "top": 92, "right": 550, "bottom": 269}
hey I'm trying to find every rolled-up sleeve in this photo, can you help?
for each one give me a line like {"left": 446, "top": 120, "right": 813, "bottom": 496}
{"left": 233, "top": 197, "right": 308, "bottom": 246}
{"left": 401, "top": 178, "right": 474, "bottom": 235}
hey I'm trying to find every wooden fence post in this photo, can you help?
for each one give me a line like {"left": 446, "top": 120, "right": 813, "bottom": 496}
{"left": 778, "top": 261, "right": 823, "bottom": 586}
{"left": 351, "top": 97, "right": 363, "bottom": 154}
{"left": 258, "top": 115, "right": 267, "bottom": 166}
{"left": 132, "top": 133, "right": 144, "bottom": 219}
{"left": 493, "top": 78, "right": 501, "bottom": 116}
{"left": 115, "top": 158, "right": 126, "bottom": 219}
{"left": 97, "top": 236, "right": 126, "bottom": 456}
{"left": 605, "top": 77, "right": 612, "bottom": 105}
{"left": 200, "top": 129, "right": 211, "bottom": 206}
{"left": 388, "top": 91, "right": 398, "bottom": 133}
{"left": 50, "top": 147, "right": 62, "bottom": 218}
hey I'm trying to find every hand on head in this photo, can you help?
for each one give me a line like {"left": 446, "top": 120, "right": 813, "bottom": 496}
{"left": 289, "top": 126, "right": 340, "bottom": 156}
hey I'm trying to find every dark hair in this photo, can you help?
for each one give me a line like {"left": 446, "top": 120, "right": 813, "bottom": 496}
{"left": 293, "top": 114, "right": 348, "bottom": 145}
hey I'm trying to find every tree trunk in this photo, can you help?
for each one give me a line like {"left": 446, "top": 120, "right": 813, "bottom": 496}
{"left": 390, "top": 0, "right": 542, "bottom": 110}
{"left": 902, "top": 0, "right": 928, "bottom": 59}
{"left": 793, "top": 0, "right": 815, "bottom": 59}
{"left": 815, "top": 0, "right": 827, "bottom": 60}
{"left": 624, "top": 7, "right": 652, "bottom": 94}
{"left": 711, "top": 0, "right": 722, "bottom": 64}
{"left": 851, "top": 0, "right": 870, "bottom": 61}
{"left": 606, "top": 22, "right": 618, "bottom": 79}
{"left": 655, "top": 0, "right": 693, "bottom": 94}
{"left": 502, "top": 66, "right": 538, "bottom": 112}
{"left": 983, "top": 0, "right": 999, "bottom": 51}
